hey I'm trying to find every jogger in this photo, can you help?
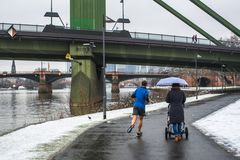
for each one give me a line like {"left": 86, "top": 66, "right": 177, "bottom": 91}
{"left": 127, "top": 80, "right": 149, "bottom": 135}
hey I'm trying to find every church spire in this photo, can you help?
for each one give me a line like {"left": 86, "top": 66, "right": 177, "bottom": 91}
{"left": 11, "top": 60, "right": 16, "bottom": 74}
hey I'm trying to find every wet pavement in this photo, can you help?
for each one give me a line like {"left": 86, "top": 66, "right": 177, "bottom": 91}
{"left": 52, "top": 93, "right": 240, "bottom": 160}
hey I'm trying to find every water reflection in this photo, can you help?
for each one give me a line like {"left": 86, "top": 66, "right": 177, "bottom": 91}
{"left": 0, "top": 87, "right": 138, "bottom": 136}
{"left": 167, "top": 141, "right": 186, "bottom": 160}
{"left": 38, "top": 93, "right": 52, "bottom": 100}
{"left": 0, "top": 89, "right": 71, "bottom": 136}
{"left": 11, "top": 92, "right": 17, "bottom": 119}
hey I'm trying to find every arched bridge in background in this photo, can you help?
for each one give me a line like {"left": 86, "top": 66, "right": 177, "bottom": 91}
{"left": 0, "top": 71, "right": 71, "bottom": 93}
{"left": 0, "top": 71, "right": 179, "bottom": 93}
{"left": 105, "top": 72, "right": 179, "bottom": 93}
{"left": 0, "top": 72, "right": 71, "bottom": 83}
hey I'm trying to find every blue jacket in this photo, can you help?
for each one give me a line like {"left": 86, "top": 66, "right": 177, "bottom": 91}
{"left": 131, "top": 86, "right": 149, "bottom": 109}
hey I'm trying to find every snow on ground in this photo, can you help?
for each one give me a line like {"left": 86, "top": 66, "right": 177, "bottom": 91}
{"left": 193, "top": 99, "right": 240, "bottom": 157}
{"left": 0, "top": 93, "right": 224, "bottom": 160}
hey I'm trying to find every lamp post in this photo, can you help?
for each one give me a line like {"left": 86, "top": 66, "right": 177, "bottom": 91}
{"left": 50, "top": 0, "right": 53, "bottom": 25}
{"left": 102, "top": 15, "right": 107, "bottom": 119}
{"left": 221, "top": 64, "right": 226, "bottom": 93}
{"left": 40, "top": 61, "right": 43, "bottom": 83}
{"left": 120, "top": 0, "right": 125, "bottom": 30}
{"left": 195, "top": 53, "right": 202, "bottom": 99}
{"left": 44, "top": 0, "right": 65, "bottom": 27}
{"left": 112, "top": 18, "right": 130, "bottom": 31}
{"left": 101, "top": 15, "right": 120, "bottom": 119}
{"left": 44, "top": 12, "right": 65, "bottom": 27}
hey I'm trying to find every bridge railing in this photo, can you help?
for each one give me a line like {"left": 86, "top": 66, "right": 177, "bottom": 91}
{"left": 129, "top": 32, "right": 217, "bottom": 46}
{"left": 106, "top": 71, "right": 171, "bottom": 75}
{"left": 0, "top": 23, "right": 45, "bottom": 32}
{"left": 1, "top": 23, "right": 237, "bottom": 47}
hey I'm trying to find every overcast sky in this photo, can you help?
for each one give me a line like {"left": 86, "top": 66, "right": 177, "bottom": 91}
{"left": 0, "top": 0, "right": 239, "bottom": 71}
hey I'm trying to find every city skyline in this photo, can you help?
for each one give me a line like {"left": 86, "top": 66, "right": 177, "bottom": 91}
{"left": 0, "top": 0, "right": 239, "bottom": 71}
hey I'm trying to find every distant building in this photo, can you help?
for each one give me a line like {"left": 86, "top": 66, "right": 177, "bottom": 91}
{"left": 106, "top": 64, "right": 115, "bottom": 72}
{"left": 11, "top": 60, "right": 16, "bottom": 74}
{"left": 106, "top": 64, "right": 165, "bottom": 73}
{"left": 127, "top": 65, "right": 137, "bottom": 73}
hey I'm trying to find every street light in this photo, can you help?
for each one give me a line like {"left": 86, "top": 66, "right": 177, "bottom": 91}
{"left": 195, "top": 53, "right": 202, "bottom": 99}
{"left": 221, "top": 64, "right": 226, "bottom": 93}
{"left": 44, "top": 12, "right": 65, "bottom": 27}
{"left": 120, "top": 0, "right": 125, "bottom": 30}
{"left": 112, "top": 18, "right": 130, "bottom": 30}
{"left": 101, "top": 16, "right": 119, "bottom": 120}
{"left": 102, "top": 15, "right": 107, "bottom": 119}
{"left": 106, "top": 16, "right": 116, "bottom": 23}
{"left": 44, "top": 0, "right": 65, "bottom": 27}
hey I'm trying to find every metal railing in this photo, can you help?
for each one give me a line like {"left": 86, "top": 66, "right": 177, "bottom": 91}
{"left": 129, "top": 32, "right": 217, "bottom": 46}
{"left": 0, "top": 23, "right": 45, "bottom": 32}
{"left": 1, "top": 23, "right": 238, "bottom": 48}
{"left": 0, "top": 71, "right": 71, "bottom": 74}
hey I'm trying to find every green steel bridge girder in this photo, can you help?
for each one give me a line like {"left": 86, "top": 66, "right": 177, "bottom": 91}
{"left": 153, "top": 0, "right": 222, "bottom": 46}
{"left": 0, "top": 39, "right": 68, "bottom": 61}
{"left": 190, "top": 0, "right": 240, "bottom": 38}
{"left": 93, "top": 43, "right": 240, "bottom": 72}
{"left": 1, "top": 38, "right": 240, "bottom": 72}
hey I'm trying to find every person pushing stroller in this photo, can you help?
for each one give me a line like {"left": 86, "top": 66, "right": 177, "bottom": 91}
{"left": 166, "top": 83, "right": 186, "bottom": 142}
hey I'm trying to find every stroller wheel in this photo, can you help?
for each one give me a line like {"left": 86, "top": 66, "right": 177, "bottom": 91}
{"left": 185, "top": 127, "right": 189, "bottom": 139}
{"left": 165, "top": 127, "right": 168, "bottom": 140}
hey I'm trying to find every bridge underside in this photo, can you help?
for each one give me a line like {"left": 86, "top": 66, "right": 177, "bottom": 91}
{"left": 0, "top": 30, "right": 240, "bottom": 71}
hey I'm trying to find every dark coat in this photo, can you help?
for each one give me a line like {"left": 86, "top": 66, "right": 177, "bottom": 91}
{"left": 166, "top": 88, "right": 186, "bottom": 123}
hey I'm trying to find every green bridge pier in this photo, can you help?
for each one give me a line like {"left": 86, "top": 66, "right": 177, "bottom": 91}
{"left": 69, "top": 0, "right": 105, "bottom": 115}
{"left": 69, "top": 44, "right": 104, "bottom": 115}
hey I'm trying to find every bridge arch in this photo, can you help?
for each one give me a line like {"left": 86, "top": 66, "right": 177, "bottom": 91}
{"left": 198, "top": 77, "right": 210, "bottom": 87}
{"left": 0, "top": 73, "right": 71, "bottom": 93}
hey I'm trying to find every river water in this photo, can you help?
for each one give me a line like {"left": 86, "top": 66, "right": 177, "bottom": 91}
{"left": 0, "top": 87, "right": 136, "bottom": 136}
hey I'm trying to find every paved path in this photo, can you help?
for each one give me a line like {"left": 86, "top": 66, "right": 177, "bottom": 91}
{"left": 52, "top": 93, "right": 240, "bottom": 160}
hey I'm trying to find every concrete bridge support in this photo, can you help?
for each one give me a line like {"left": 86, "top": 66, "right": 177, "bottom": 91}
{"left": 111, "top": 75, "right": 120, "bottom": 93}
{"left": 69, "top": 44, "right": 103, "bottom": 115}
{"left": 38, "top": 74, "right": 52, "bottom": 93}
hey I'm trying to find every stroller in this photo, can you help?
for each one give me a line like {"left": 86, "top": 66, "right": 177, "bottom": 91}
{"left": 165, "top": 105, "right": 188, "bottom": 140}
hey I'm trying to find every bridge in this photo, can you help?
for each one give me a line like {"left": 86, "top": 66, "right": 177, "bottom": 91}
{"left": 0, "top": 70, "right": 176, "bottom": 93}
{"left": 105, "top": 72, "right": 178, "bottom": 93}
{"left": 0, "top": 0, "right": 240, "bottom": 115}
{"left": 0, "top": 71, "right": 71, "bottom": 93}
{"left": 1, "top": 24, "right": 240, "bottom": 70}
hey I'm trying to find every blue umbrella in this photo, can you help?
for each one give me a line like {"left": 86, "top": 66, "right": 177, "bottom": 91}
{"left": 156, "top": 77, "right": 188, "bottom": 86}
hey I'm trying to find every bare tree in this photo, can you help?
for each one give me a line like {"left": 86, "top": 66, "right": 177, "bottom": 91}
{"left": 220, "top": 35, "right": 240, "bottom": 47}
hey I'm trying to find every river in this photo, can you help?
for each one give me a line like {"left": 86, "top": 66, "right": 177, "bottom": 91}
{"left": 0, "top": 86, "right": 136, "bottom": 136}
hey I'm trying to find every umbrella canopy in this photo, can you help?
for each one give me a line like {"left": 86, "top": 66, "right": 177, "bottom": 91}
{"left": 156, "top": 77, "right": 188, "bottom": 86}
